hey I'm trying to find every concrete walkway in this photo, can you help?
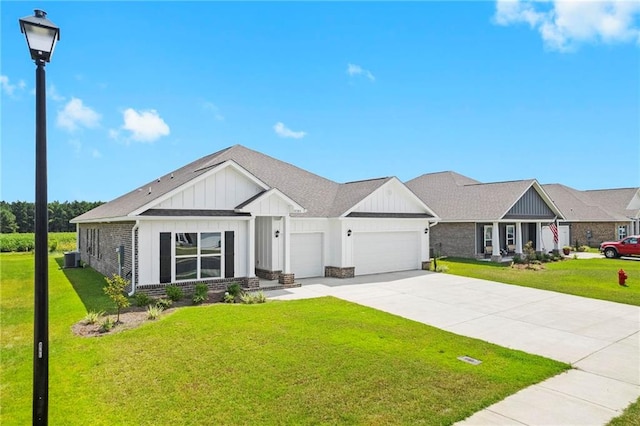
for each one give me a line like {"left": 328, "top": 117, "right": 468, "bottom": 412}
{"left": 268, "top": 271, "right": 640, "bottom": 425}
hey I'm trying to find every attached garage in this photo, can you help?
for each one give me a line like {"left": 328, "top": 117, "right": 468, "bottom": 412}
{"left": 291, "top": 233, "right": 323, "bottom": 278}
{"left": 354, "top": 231, "right": 421, "bottom": 275}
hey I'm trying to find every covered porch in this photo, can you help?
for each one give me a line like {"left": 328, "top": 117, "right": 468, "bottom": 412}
{"left": 477, "top": 221, "right": 558, "bottom": 262}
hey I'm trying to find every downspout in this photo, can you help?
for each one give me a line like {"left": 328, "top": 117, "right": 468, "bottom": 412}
{"left": 128, "top": 220, "right": 139, "bottom": 296}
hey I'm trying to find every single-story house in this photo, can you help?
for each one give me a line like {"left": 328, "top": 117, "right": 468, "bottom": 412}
{"left": 406, "top": 171, "right": 565, "bottom": 261}
{"left": 542, "top": 184, "right": 640, "bottom": 247}
{"left": 71, "top": 145, "right": 438, "bottom": 295}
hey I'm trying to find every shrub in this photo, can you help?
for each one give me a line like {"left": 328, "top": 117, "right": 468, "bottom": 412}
{"left": 99, "top": 317, "right": 115, "bottom": 333}
{"left": 103, "top": 274, "right": 130, "bottom": 323}
{"left": 165, "top": 285, "right": 184, "bottom": 302}
{"left": 48, "top": 239, "right": 58, "bottom": 252}
{"left": 192, "top": 283, "right": 208, "bottom": 305}
{"left": 227, "top": 282, "right": 242, "bottom": 297}
{"left": 146, "top": 305, "right": 163, "bottom": 320}
{"left": 83, "top": 310, "right": 104, "bottom": 325}
{"left": 435, "top": 265, "right": 449, "bottom": 273}
{"left": 223, "top": 292, "right": 235, "bottom": 304}
{"left": 156, "top": 298, "right": 173, "bottom": 310}
{"left": 134, "top": 292, "right": 153, "bottom": 307}
{"left": 240, "top": 291, "right": 267, "bottom": 304}
{"left": 512, "top": 254, "right": 524, "bottom": 264}
{"left": 578, "top": 245, "right": 590, "bottom": 252}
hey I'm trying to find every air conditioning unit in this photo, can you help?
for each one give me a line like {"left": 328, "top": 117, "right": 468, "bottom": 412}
{"left": 64, "top": 251, "right": 81, "bottom": 268}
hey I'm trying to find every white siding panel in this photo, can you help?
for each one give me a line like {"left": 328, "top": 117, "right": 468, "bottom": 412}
{"left": 354, "top": 232, "right": 420, "bottom": 275}
{"left": 353, "top": 180, "right": 424, "bottom": 214}
{"left": 137, "top": 219, "right": 248, "bottom": 285}
{"left": 291, "top": 233, "right": 323, "bottom": 278}
{"left": 153, "top": 166, "right": 263, "bottom": 211}
{"left": 541, "top": 225, "right": 570, "bottom": 252}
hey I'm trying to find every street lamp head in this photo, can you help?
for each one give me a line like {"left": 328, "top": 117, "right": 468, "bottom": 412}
{"left": 19, "top": 9, "right": 60, "bottom": 63}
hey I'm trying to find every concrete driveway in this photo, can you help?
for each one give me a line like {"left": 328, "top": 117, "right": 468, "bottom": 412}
{"left": 268, "top": 271, "right": 640, "bottom": 425}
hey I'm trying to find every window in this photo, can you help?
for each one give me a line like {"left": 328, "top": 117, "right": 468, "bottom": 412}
{"left": 618, "top": 226, "right": 627, "bottom": 240}
{"left": 484, "top": 226, "right": 493, "bottom": 248}
{"left": 175, "top": 232, "right": 222, "bottom": 281}
{"left": 506, "top": 225, "right": 515, "bottom": 246}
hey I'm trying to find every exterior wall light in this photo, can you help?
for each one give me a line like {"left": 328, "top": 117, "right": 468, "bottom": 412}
{"left": 275, "top": 230, "right": 280, "bottom": 238}
{"left": 347, "top": 229, "right": 352, "bottom": 237}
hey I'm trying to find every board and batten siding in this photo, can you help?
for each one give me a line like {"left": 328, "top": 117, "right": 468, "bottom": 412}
{"left": 155, "top": 166, "right": 263, "bottom": 210}
{"left": 136, "top": 219, "right": 248, "bottom": 286}
{"left": 352, "top": 180, "right": 426, "bottom": 214}
{"left": 505, "top": 187, "right": 555, "bottom": 219}
{"left": 255, "top": 216, "right": 284, "bottom": 271}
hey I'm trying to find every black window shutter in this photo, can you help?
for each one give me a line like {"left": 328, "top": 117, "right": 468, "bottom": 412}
{"left": 224, "top": 231, "right": 234, "bottom": 278}
{"left": 160, "top": 232, "right": 171, "bottom": 283}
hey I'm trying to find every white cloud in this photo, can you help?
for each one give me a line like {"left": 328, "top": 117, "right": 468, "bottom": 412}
{"left": 108, "top": 128, "right": 120, "bottom": 139}
{"left": 347, "top": 63, "right": 375, "bottom": 81}
{"left": 1, "top": 75, "right": 21, "bottom": 97}
{"left": 121, "top": 108, "right": 170, "bottom": 142}
{"left": 48, "top": 84, "right": 65, "bottom": 102}
{"left": 92, "top": 149, "right": 102, "bottom": 158}
{"left": 494, "top": 0, "right": 640, "bottom": 51}
{"left": 203, "top": 101, "right": 224, "bottom": 121}
{"left": 57, "top": 97, "right": 101, "bottom": 132}
{"left": 273, "top": 122, "right": 306, "bottom": 139}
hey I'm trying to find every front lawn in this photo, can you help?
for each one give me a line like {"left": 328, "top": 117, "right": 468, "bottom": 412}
{"left": 438, "top": 257, "right": 640, "bottom": 306}
{"left": 0, "top": 253, "right": 568, "bottom": 425}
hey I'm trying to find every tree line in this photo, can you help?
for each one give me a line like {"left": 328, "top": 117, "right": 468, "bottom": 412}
{"left": 0, "top": 201, "right": 104, "bottom": 233}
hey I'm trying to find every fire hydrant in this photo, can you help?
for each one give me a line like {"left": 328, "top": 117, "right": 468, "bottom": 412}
{"left": 618, "top": 269, "right": 628, "bottom": 286}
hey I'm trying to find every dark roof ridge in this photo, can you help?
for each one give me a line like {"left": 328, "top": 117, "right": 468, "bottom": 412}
{"left": 343, "top": 176, "right": 391, "bottom": 184}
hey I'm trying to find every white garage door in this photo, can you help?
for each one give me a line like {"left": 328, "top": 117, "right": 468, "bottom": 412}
{"left": 354, "top": 232, "right": 421, "bottom": 276}
{"left": 291, "top": 233, "right": 323, "bottom": 278}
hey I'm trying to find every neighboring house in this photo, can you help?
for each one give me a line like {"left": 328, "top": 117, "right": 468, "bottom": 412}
{"left": 406, "top": 172, "right": 564, "bottom": 261}
{"left": 71, "top": 145, "right": 438, "bottom": 295}
{"left": 542, "top": 184, "right": 640, "bottom": 247}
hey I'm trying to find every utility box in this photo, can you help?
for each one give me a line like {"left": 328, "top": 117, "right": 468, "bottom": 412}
{"left": 64, "top": 251, "right": 80, "bottom": 268}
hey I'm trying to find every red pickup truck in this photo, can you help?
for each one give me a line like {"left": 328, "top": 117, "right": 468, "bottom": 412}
{"left": 600, "top": 236, "right": 640, "bottom": 258}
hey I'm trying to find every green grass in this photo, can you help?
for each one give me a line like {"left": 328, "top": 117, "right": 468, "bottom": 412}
{"left": 0, "top": 232, "right": 76, "bottom": 253}
{"left": 438, "top": 257, "right": 640, "bottom": 306}
{"left": 608, "top": 397, "right": 640, "bottom": 425}
{"left": 1, "top": 253, "right": 569, "bottom": 425}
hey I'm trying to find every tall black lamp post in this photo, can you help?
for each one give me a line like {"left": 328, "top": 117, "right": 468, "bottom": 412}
{"left": 19, "top": 9, "right": 60, "bottom": 426}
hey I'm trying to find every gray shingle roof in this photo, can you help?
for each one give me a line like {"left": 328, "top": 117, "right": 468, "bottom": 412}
{"left": 585, "top": 188, "right": 640, "bottom": 219}
{"left": 72, "top": 145, "right": 411, "bottom": 222}
{"left": 543, "top": 184, "right": 637, "bottom": 222}
{"left": 406, "top": 171, "right": 541, "bottom": 221}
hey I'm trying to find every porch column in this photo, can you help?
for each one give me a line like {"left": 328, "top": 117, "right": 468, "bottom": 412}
{"left": 515, "top": 222, "right": 523, "bottom": 254}
{"left": 283, "top": 215, "right": 291, "bottom": 274}
{"left": 536, "top": 222, "right": 542, "bottom": 253}
{"left": 491, "top": 221, "right": 501, "bottom": 262}
{"left": 247, "top": 216, "right": 255, "bottom": 277}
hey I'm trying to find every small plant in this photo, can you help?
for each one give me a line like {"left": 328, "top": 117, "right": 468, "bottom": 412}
{"left": 156, "top": 298, "right": 173, "bottom": 310}
{"left": 240, "top": 291, "right": 267, "bottom": 304}
{"left": 578, "top": 245, "right": 590, "bottom": 252}
{"left": 562, "top": 246, "right": 572, "bottom": 255}
{"left": 103, "top": 274, "right": 130, "bottom": 323}
{"left": 134, "top": 292, "right": 153, "bottom": 307}
{"left": 165, "top": 285, "right": 184, "bottom": 302}
{"left": 435, "top": 265, "right": 449, "bottom": 273}
{"left": 48, "top": 239, "right": 58, "bottom": 252}
{"left": 146, "top": 305, "right": 163, "bottom": 320}
{"left": 83, "top": 310, "right": 104, "bottom": 325}
{"left": 223, "top": 292, "right": 235, "bottom": 304}
{"left": 99, "top": 317, "right": 115, "bottom": 333}
{"left": 226, "top": 282, "right": 242, "bottom": 298}
{"left": 192, "top": 283, "right": 208, "bottom": 305}
{"left": 512, "top": 254, "right": 524, "bottom": 264}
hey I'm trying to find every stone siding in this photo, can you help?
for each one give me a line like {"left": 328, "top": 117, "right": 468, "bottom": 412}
{"left": 77, "top": 222, "right": 135, "bottom": 279}
{"left": 325, "top": 266, "right": 355, "bottom": 278}
{"left": 255, "top": 268, "right": 281, "bottom": 280}
{"left": 430, "top": 223, "right": 477, "bottom": 258}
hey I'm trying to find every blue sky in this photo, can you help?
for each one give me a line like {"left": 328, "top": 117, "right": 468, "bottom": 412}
{"left": 2, "top": 1, "right": 639, "bottom": 203}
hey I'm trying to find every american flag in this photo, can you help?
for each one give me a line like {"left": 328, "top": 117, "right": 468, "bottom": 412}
{"left": 549, "top": 221, "right": 558, "bottom": 244}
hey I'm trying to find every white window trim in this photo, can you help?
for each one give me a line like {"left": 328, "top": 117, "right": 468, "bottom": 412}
{"left": 506, "top": 225, "right": 515, "bottom": 246}
{"left": 173, "top": 232, "right": 224, "bottom": 281}
{"left": 484, "top": 225, "right": 493, "bottom": 248}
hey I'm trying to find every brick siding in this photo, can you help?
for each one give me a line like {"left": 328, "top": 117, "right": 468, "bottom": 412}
{"left": 430, "top": 223, "right": 477, "bottom": 258}
{"left": 568, "top": 222, "right": 625, "bottom": 248}
{"left": 77, "top": 222, "right": 135, "bottom": 279}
